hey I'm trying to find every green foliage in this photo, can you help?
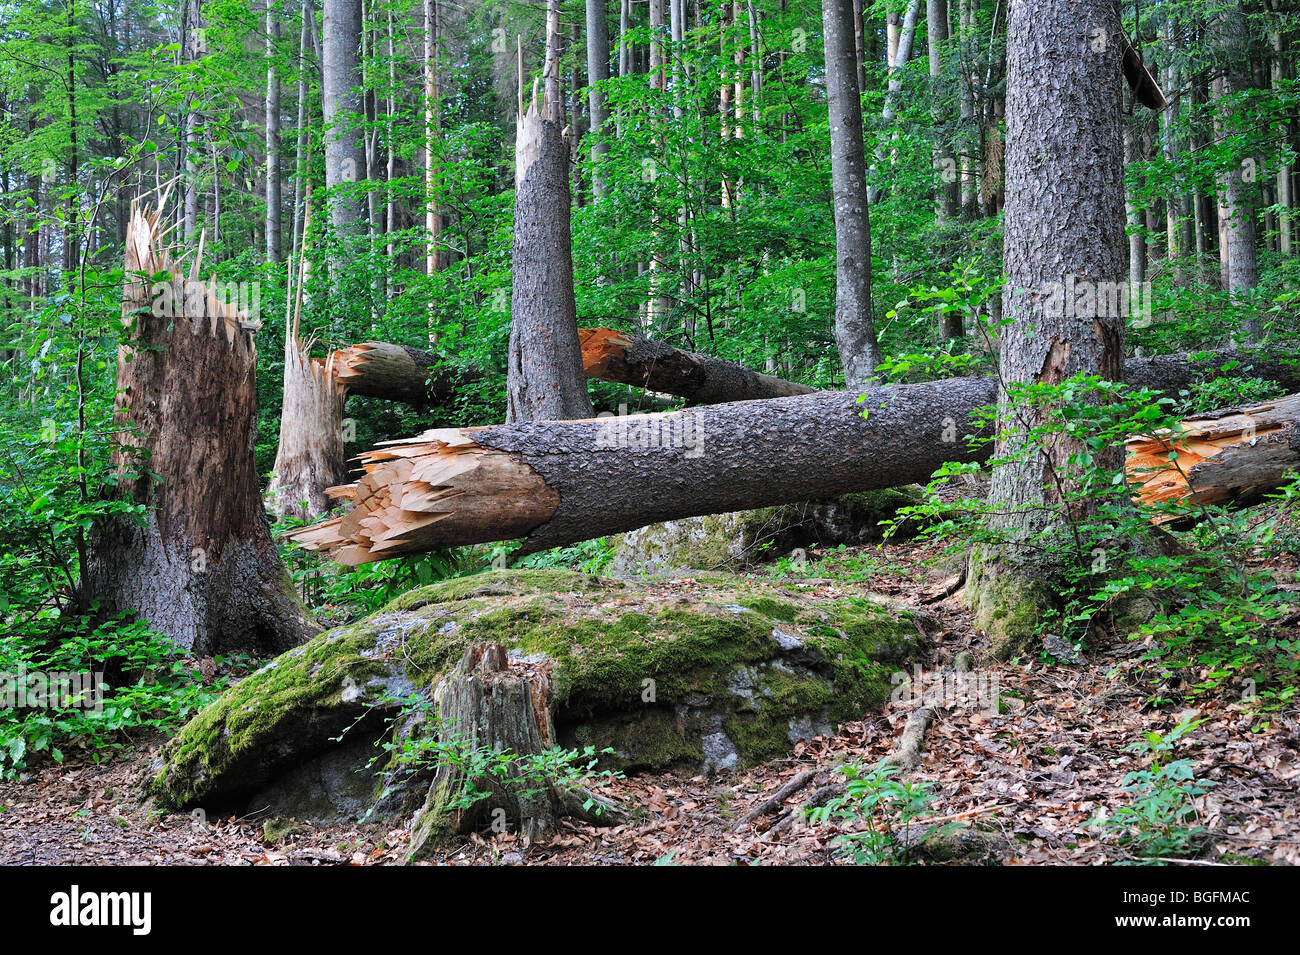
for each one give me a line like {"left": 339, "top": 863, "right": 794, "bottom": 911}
{"left": 889, "top": 370, "right": 1300, "bottom": 710}
{"left": 806, "top": 758, "right": 954, "bottom": 865}
{"left": 0, "top": 614, "right": 221, "bottom": 778}
{"left": 364, "top": 691, "right": 623, "bottom": 822}
{"left": 1088, "top": 720, "right": 1215, "bottom": 863}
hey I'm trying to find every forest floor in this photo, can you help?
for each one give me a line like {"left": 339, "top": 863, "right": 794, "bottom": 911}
{"left": 2, "top": 536, "right": 1298, "bottom": 866}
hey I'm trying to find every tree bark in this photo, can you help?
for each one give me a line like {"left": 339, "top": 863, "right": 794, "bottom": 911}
{"left": 507, "top": 10, "right": 594, "bottom": 425}
{"left": 322, "top": 0, "right": 367, "bottom": 236}
{"left": 90, "top": 206, "right": 315, "bottom": 655}
{"left": 407, "top": 642, "right": 627, "bottom": 858}
{"left": 289, "top": 347, "right": 1300, "bottom": 564}
{"left": 578, "top": 327, "right": 816, "bottom": 402}
{"left": 965, "top": 0, "right": 1128, "bottom": 656}
{"left": 266, "top": 0, "right": 282, "bottom": 264}
{"left": 822, "top": 0, "right": 880, "bottom": 389}
{"left": 586, "top": 0, "right": 611, "bottom": 199}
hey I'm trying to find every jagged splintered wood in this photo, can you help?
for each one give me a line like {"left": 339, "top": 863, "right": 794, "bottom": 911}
{"left": 1127, "top": 391, "right": 1300, "bottom": 515}
{"left": 329, "top": 340, "right": 459, "bottom": 405}
{"left": 290, "top": 349, "right": 1300, "bottom": 565}
{"left": 89, "top": 203, "right": 315, "bottom": 655}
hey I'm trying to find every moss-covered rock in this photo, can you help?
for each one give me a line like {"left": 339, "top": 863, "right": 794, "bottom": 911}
{"left": 150, "top": 569, "right": 921, "bottom": 819}
{"left": 609, "top": 488, "right": 923, "bottom": 575}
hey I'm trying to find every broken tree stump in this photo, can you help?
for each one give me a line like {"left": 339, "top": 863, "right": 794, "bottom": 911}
{"left": 407, "top": 642, "right": 626, "bottom": 859}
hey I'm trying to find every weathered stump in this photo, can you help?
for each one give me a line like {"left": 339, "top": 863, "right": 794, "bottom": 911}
{"left": 407, "top": 642, "right": 625, "bottom": 859}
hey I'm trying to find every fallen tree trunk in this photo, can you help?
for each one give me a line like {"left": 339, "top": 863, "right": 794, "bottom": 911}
{"left": 1127, "top": 391, "right": 1300, "bottom": 513}
{"left": 328, "top": 341, "right": 460, "bottom": 406}
{"left": 290, "top": 349, "right": 1300, "bottom": 564}
{"left": 578, "top": 327, "right": 816, "bottom": 403}
{"left": 329, "top": 329, "right": 815, "bottom": 409}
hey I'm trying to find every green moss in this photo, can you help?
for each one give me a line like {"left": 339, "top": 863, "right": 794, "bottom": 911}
{"left": 741, "top": 597, "right": 801, "bottom": 622}
{"left": 380, "top": 568, "right": 611, "bottom": 612}
{"left": 965, "top": 552, "right": 1056, "bottom": 659}
{"left": 154, "top": 569, "right": 925, "bottom": 805}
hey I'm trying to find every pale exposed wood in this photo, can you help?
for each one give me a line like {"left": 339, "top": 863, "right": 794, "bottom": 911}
{"left": 1126, "top": 392, "right": 1300, "bottom": 514}
{"left": 290, "top": 429, "right": 560, "bottom": 564}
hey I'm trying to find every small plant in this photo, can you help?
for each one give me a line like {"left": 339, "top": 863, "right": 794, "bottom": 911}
{"left": 359, "top": 692, "right": 623, "bottom": 823}
{"left": 806, "top": 759, "right": 954, "bottom": 865}
{"left": 1088, "top": 721, "right": 1215, "bottom": 862}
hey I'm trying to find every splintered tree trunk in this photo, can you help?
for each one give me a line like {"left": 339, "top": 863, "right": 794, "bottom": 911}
{"left": 89, "top": 206, "right": 315, "bottom": 656}
{"left": 331, "top": 341, "right": 460, "bottom": 405}
{"left": 578, "top": 328, "right": 815, "bottom": 402}
{"left": 507, "top": 15, "right": 594, "bottom": 425}
{"left": 267, "top": 326, "right": 349, "bottom": 521}
{"left": 287, "top": 348, "right": 1300, "bottom": 565}
{"left": 1127, "top": 391, "right": 1300, "bottom": 514}
{"left": 407, "top": 642, "right": 626, "bottom": 858}
{"left": 822, "top": 0, "right": 880, "bottom": 388}
{"left": 966, "top": 0, "right": 1128, "bottom": 656}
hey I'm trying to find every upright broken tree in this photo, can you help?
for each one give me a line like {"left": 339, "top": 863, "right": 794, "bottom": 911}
{"left": 507, "top": 1, "right": 594, "bottom": 424}
{"left": 267, "top": 323, "right": 349, "bottom": 522}
{"left": 89, "top": 205, "right": 316, "bottom": 656}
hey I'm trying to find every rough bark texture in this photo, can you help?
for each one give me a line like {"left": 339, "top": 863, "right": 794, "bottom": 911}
{"left": 967, "top": 0, "right": 1128, "bottom": 657}
{"left": 331, "top": 340, "right": 460, "bottom": 405}
{"left": 322, "top": 0, "right": 367, "bottom": 234}
{"left": 1127, "top": 390, "right": 1300, "bottom": 513}
{"left": 822, "top": 0, "right": 880, "bottom": 389}
{"left": 507, "top": 99, "right": 594, "bottom": 423}
{"left": 267, "top": 327, "right": 349, "bottom": 521}
{"left": 89, "top": 206, "right": 316, "bottom": 656}
{"left": 286, "top": 346, "right": 1300, "bottom": 565}
{"left": 578, "top": 327, "right": 816, "bottom": 403}
{"left": 586, "top": 0, "right": 611, "bottom": 199}
{"left": 407, "top": 642, "right": 626, "bottom": 858}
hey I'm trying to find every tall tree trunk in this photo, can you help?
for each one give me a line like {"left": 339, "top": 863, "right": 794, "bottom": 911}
{"left": 586, "top": 0, "right": 611, "bottom": 199}
{"left": 322, "top": 0, "right": 367, "bottom": 237}
{"left": 266, "top": 0, "right": 283, "bottom": 264}
{"left": 1270, "top": 2, "right": 1292, "bottom": 256}
{"left": 965, "top": 0, "right": 1127, "bottom": 658}
{"left": 928, "top": 0, "right": 957, "bottom": 224}
{"left": 423, "top": 0, "right": 442, "bottom": 281}
{"left": 822, "top": 0, "right": 880, "bottom": 388}
{"left": 1214, "top": 4, "right": 1260, "bottom": 337}
{"left": 183, "top": 0, "right": 206, "bottom": 241}
{"left": 507, "top": 3, "right": 594, "bottom": 424}
{"left": 90, "top": 206, "right": 315, "bottom": 655}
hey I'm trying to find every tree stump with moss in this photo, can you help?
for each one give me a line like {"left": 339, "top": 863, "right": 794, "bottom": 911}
{"left": 407, "top": 641, "right": 626, "bottom": 860}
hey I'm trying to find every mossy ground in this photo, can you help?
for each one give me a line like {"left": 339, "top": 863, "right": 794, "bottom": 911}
{"left": 152, "top": 569, "right": 922, "bottom": 810}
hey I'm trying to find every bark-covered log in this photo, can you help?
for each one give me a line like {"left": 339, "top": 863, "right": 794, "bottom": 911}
{"left": 329, "top": 340, "right": 459, "bottom": 405}
{"left": 579, "top": 327, "right": 816, "bottom": 403}
{"left": 1127, "top": 391, "right": 1300, "bottom": 513}
{"left": 407, "top": 641, "right": 626, "bottom": 858}
{"left": 291, "top": 348, "right": 1300, "bottom": 565}
{"left": 89, "top": 205, "right": 316, "bottom": 655}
